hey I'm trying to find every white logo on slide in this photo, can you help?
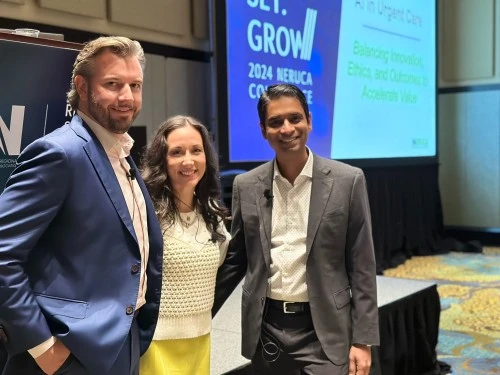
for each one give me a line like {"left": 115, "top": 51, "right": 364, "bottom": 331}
{"left": 0, "top": 106, "right": 25, "bottom": 156}
{"left": 247, "top": 8, "right": 317, "bottom": 61}
{"left": 300, "top": 8, "right": 317, "bottom": 60}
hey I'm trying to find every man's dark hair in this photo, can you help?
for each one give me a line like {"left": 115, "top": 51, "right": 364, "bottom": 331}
{"left": 257, "top": 83, "right": 310, "bottom": 125}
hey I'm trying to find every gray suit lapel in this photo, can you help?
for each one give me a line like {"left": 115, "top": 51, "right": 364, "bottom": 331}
{"left": 256, "top": 163, "right": 274, "bottom": 269}
{"left": 306, "top": 156, "right": 334, "bottom": 257}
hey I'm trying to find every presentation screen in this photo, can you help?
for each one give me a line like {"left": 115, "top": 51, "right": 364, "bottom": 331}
{"left": 213, "top": 0, "right": 437, "bottom": 167}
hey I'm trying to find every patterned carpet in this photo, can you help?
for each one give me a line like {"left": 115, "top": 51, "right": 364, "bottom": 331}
{"left": 383, "top": 247, "right": 500, "bottom": 375}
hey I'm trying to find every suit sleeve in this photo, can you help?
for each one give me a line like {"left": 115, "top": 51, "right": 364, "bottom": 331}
{"left": 345, "top": 171, "right": 380, "bottom": 346}
{"left": 0, "top": 139, "right": 70, "bottom": 354}
{"left": 212, "top": 176, "right": 247, "bottom": 316}
{"left": 217, "top": 219, "right": 231, "bottom": 266}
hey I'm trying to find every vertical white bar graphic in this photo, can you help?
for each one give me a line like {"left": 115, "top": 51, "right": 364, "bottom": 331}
{"left": 304, "top": 9, "right": 317, "bottom": 60}
{"left": 43, "top": 104, "right": 49, "bottom": 136}
{"left": 301, "top": 9, "right": 313, "bottom": 60}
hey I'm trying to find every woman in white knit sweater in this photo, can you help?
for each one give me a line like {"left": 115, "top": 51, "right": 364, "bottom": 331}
{"left": 139, "top": 115, "right": 231, "bottom": 374}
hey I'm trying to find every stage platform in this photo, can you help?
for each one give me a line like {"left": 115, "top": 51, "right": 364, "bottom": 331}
{"left": 212, "top": 276, "right": 440, "bottom": 375}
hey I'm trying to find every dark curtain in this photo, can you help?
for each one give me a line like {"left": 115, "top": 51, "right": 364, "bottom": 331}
{"left": 363, "top": 164, "right": 451, "bottom": 273}
{"left": 0, "top": 347, "right": 5, "bottom": 372}
{"left": 371, "top": 285, "right": 442, "bottom": 375}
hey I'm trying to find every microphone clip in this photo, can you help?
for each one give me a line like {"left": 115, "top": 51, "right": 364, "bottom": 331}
{"left": 263, "top": 189, "right": 273, "bottom": 201}
{"left": 127, "top": 168, "right": 136, "bottom": 180}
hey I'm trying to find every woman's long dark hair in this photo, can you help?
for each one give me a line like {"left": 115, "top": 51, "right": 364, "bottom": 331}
{"left": 141, "top": 115, "right": 229, "bottom": 242}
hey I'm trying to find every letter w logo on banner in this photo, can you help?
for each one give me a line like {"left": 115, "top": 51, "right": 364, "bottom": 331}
{"left": 300, "top": 8, "right": 317, "bottom": 60}
{"left": 0, "top": 106, "right": 25, "bottom": 156}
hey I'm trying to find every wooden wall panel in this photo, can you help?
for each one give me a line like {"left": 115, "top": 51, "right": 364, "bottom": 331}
{"left": 108, "top": 0, "right": 189, "bottom": 36}
{"left": 165, "top": 57, "right": 211, "bottom": 128}
{"left": 38, "top": 0, "right": 106, "bottom": 19}
{"left": 440, "top": 0, "right": 496, "bottom": 83}
{"left": 0, "top": 0, "right": 209, "bottom": 50}
{"left": 191, "top": 0, "right": 209, "bottom": 39}
{"left": 133, "top": 53, "right": 167, "bottom": 142}
{"left": 439, "top": 91, "right": 500, "bottom": 227}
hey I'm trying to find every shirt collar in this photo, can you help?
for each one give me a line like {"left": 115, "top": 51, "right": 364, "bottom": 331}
{"left": 78, "top": 110, "right": 134, "bottom": 159}
{"left": 273, "top": 146, "right": 313, "bottom": 180}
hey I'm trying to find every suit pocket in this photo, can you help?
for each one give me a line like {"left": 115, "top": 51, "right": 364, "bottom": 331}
{"left": 323, "top": 207, "right": 344, "bottom": 220}
{"left": 241, "top": 201, "right": 258, "bottom": 217}
{"left": 35, "top": 294, "right": 88, "bottom": 319}
{"left": 241, "top": 285, "right": 251, "bottom": 298}
{"left": 333, "top": 286, "right": 351, "bottom": 310}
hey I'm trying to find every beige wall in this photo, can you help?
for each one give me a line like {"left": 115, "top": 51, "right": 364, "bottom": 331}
{"left": 0, "top": 0, "right": 213, "bottom": 145}
{"left": 134, "top": 54, "right": 212, "bottom": 141}
{"left": 9, "top": 0, "right": 495, "bottom": 229}
{"left": 0, "top": 0, "right": 210, "bottom": 51}
{"left": 438, "top": 0, "right": 500, "bottom": 228}
{"left": 439, "top": 0, "right": 500, "bottom": 87}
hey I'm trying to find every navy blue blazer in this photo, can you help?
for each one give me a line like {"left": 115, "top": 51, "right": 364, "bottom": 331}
{"left": 0, "top": 116, "right": 163, "bottom": 374}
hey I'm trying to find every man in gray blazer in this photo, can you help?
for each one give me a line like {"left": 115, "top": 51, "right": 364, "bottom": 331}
{"left": 214, "top": 84, "right": 379, "bottom": 374}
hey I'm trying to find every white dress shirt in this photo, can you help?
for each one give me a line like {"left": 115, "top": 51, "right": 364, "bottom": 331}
{"left": 268, "top": 149, "right": 313, "bottom": 302}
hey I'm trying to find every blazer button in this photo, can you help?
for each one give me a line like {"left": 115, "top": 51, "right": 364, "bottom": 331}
{"left": 131, "top": 264, "right": 140, "bottom": 274}
{"left": 126, "top": 305, "right": 135, "bottom": 315}
{"left": 0, "top": 325, "right": 8, "bottom": 344}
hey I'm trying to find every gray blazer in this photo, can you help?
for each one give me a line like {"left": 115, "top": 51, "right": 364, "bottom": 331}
{"left": 214, "top": 154, "right": 380, "bottom": 365}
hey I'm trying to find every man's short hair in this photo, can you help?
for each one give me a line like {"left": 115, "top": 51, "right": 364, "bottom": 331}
{"left": 67, "top": 36, "right": 145, "bottom": 110}
{"left": 257, "top": 83, "right": 310, "bottom": 126}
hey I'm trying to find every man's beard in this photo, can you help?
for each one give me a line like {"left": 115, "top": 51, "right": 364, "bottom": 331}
{"left": 88, "top": 91, "right": 139, "bottom": 134}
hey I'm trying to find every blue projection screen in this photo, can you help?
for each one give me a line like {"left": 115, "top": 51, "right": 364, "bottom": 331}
{"left": 214, "top": 0, "right": 437, "bottom": 166}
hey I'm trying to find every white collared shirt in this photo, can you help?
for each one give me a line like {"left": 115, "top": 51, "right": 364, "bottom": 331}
{"left": 268, "top": 149, "right": 313, "bottom": 302}
{"left": 78, "top": 110, "right": 149, "bottom": 310}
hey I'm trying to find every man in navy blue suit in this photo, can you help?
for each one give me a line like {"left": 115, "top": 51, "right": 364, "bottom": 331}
{"left": 0, "top": 36, "right": 163, "bottom": 374}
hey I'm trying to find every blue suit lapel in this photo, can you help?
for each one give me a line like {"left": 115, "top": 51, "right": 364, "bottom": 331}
{"left": 71, "top": 116, "right": 138, "bottom": 244}
{"left": 85, "top": 141, "right": 138, "bottom": 244}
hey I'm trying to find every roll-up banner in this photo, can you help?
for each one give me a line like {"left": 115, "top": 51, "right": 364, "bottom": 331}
{"left": 0, "top": 37, "right": 80, "bottom": 191}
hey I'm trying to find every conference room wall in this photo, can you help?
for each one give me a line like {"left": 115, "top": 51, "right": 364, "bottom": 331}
{"left": 2, "top": 0, "right": 499, "bottom": 231}
{"left": 438, "top": 0, "right": 500, "bottom": 230}
{"left": 133, "top": 54, "right": 212, "bottom": 148}
{"left": 0, "top": 0, "right": 214, "bottom": 156}
{"left": 0, "top": 0, "right": 210, "bottom": 51}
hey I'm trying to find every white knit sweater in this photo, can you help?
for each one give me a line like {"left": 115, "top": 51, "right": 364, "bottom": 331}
{"left": 152, "top": 212, "right": 229, "bottom": 341}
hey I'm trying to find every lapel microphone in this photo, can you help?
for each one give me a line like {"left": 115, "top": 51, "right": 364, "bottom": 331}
{"left": 263, "top": 189, "right": 273, "bottom": 201}
{"left": 127, "top": 168, "right": 136, "bottom": 180}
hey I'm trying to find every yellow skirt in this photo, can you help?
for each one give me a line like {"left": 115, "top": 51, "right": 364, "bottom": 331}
{"left": 140, "top": 333, "right": 210, "bottom": 375}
